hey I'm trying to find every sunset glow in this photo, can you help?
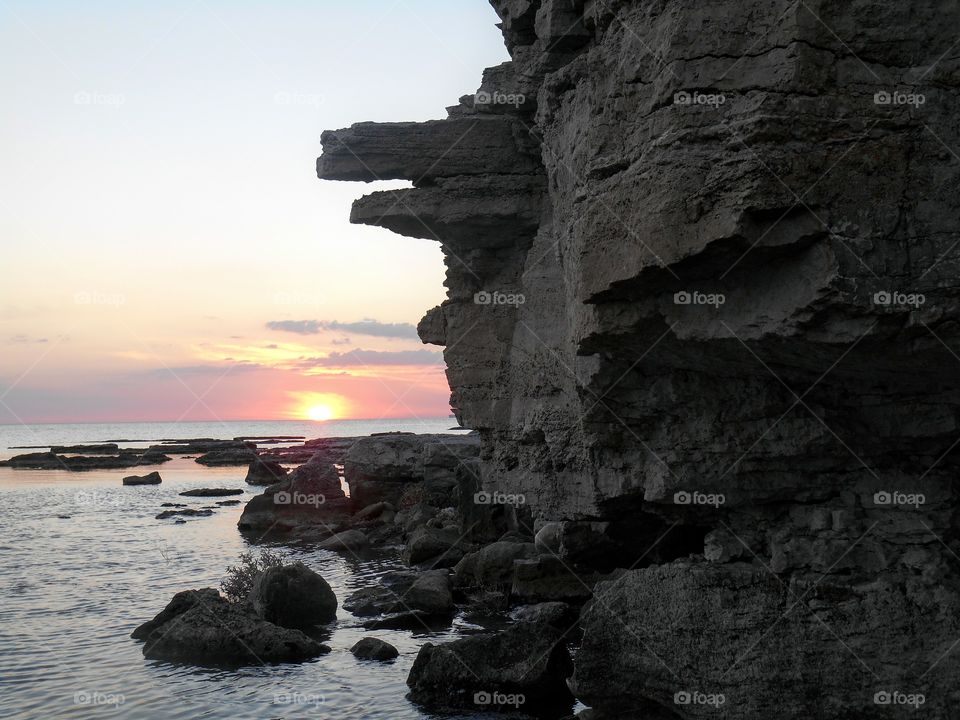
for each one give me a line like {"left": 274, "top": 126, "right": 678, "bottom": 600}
{"left": 306, "top": 404, "right": 335, "bottom": 422}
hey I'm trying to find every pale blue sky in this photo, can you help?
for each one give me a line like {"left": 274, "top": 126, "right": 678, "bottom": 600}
{"left": 0, "top": 1, "right": 509, "bottom": 423}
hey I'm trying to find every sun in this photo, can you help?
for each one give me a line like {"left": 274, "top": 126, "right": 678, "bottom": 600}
{"left": 307, "top": 404, "right": 335, "bottom": 422}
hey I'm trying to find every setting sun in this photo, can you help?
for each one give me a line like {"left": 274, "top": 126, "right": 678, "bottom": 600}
{"left": 306, "top": 404, "right": 335, "bottom": 422}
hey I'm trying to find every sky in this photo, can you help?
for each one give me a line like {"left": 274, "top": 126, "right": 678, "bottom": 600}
{"left": 0, "top": 1, "right": 509, "bottom": 424}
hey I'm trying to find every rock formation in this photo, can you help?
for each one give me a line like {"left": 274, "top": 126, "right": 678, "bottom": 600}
{"left": 319, "top": 1, "right": 960, "bottom": 717}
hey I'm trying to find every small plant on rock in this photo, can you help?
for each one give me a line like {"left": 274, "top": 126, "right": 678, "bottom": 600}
{"left": 221, "top": 549, "right": 286, "bottom": 602}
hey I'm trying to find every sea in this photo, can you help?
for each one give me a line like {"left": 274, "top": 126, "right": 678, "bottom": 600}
{"left": 0, "top": 419, "right": 572, "bottom": 719}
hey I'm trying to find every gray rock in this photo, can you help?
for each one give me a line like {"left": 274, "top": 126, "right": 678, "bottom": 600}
{"left": 406, "top": 621, "right": 574, "bottom": 713}
{"left": 236, "top": 449, "right": 351, "bottom": 533}
{"left": 132, "top": 588, "right": 327, "bottom": 666}
{"left": 194, "top": 447, "right": 258, "bottom": 466}
{"left": 573, "top": 561, "right": 960, "bottom": 719}
{"left": 405, "top": 569, "right": 454, "bottom": 614}
{"left": 350, "top": 637, "right": 398, "bottom": 661}
{"left": 511, "top": 601, "right": 577, "bottom": 630}
{"left": 453, "top": 541, "right": 539, "bottom": 590}
{"left": 244, "top": 458, "right": 288, "bottom": 486}
{"left": 247, "top": 562, "right": 337, "bottom": 628}
{"left": 404, "top": 526, "right": 467, "bottom": 567}
{"left": 317, "top": 529, "right": 369, "bottom": 553}
{"left": 123, "top": 471, "right": 162, "bottom": 486}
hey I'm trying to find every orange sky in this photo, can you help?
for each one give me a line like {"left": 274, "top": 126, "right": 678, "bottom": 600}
{"left": 0, "top": 2, "right": 507, "bottom": 424}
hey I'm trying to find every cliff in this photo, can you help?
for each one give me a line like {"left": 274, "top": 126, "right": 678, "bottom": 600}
{"left": 318, "top": 1, "right": 960, "bottom": 717}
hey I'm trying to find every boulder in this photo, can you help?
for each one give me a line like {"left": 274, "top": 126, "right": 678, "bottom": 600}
{"left": 406, "top": 622, "right": 574, "bottom": 713}
{"left": 404, "top": 526, "right": 467, "bottom": 567}
{"left": 405, "top": 569, "right": 454, "bottom": 615}
{"left": 244, "top": 458, "right": 289, "bottom": 486}
{"left": 247, "top": 562, "right": 337, "bottom": 628}
{"left": 511, "top": 602, "right": 578, "bottom": 630}
{"left": 123, "top": 471, "right": 162, "bottom": 486}
{"left": 350, "top": 637, "right": 399, "bottom": 661}
{"left": 132, "top": 588, "right": 327, "bottom": 665}
{"left": 236, "top": 451, "right": 351, "bottom": 533}
{"left": 344, "top": 570, "right": 452, "bottom": 617}
{"left": 317, "top": 529, "right": 369, "bottom": 553}
{"left": 453, "top": 541, "right": 539, "bottom": 590}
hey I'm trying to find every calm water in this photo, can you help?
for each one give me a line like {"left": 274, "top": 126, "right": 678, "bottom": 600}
{"left": 0, "top": 420, "right": 546, "bottom": 720}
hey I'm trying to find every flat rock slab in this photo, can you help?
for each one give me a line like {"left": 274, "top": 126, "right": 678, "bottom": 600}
{"left": 179, "top": 488, "right": 244, "bottom": 497}
{"left": 156, "top": 509, "right": 214, "bottom": 520}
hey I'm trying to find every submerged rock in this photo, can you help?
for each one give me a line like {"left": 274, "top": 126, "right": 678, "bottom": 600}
{"left": 247, "top": 562, "right": 337, "bottom": 628}
{"left": 179, "top": 488, "right": 244, "bottom": 497}
{"left": 317, "top": 529, "right": 369, "bottom": 553}
{"left": 406, "top": 622, "right": 574, "bottom": 713}
{"left": 132, "top": 588, "right": 327, "bottom": 665}
{"left": 155, "top": 508, "right": 214, "bottom": 520}
{"left": 350, "top": 637, "right": 399, "bottom": 661}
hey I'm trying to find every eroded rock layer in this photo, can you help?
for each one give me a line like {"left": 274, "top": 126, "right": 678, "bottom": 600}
{"left": 319, "top": 1, "right": 960, "bottom": 717}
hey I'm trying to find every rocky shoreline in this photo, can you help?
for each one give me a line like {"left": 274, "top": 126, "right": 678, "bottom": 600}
{"left": 126, "top": 429, "right": 600, "bottom": 717}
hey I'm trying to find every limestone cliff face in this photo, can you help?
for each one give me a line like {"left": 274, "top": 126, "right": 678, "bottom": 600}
{"left": 319, "top": 1, "right": 960, "bottom": 717}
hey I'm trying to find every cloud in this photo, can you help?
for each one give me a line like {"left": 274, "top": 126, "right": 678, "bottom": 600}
{"left": 299, "top": 349, "right": 443, "bottom": 367}
{"left": 9, "top": 334, "right": 48, "bottom": 344}
{"left": 266, "top": 319, "right": 419, "bottom": 340}
{"left": 142, "top": 362, "right": 266, "bottom": 377}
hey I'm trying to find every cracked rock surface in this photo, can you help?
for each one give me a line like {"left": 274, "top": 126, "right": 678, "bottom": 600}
{"left": 319, "top": 1, "right": 960, "bottom": 717}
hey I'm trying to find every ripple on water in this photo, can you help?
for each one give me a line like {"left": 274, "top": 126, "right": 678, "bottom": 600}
{"left": 0, "top": 464, "right": 577, "bottom": 720}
